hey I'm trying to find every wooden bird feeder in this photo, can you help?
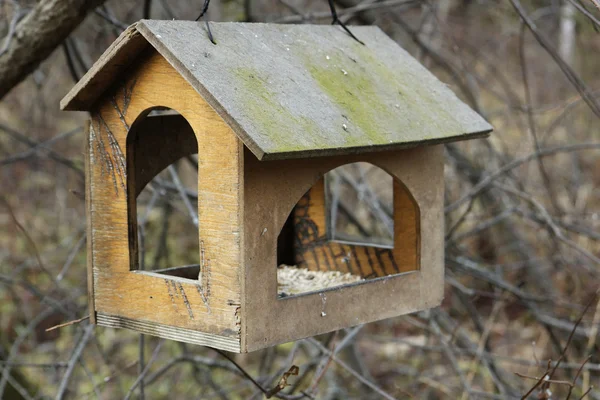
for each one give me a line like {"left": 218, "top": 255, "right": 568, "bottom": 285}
{"left": 61, "top": 20, "right": 492, "bottom": 352}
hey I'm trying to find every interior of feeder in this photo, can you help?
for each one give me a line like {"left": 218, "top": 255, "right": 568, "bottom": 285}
{"left": 277, "top": 265, "right": 363, "bottom": 297}
{"left": 277, "top": 162, "right": 412, "bottom": 298}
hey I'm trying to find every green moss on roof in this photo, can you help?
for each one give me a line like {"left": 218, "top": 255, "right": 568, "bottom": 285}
{"left": 62, "top": 21, "right": 493, "bottom": 160}
{"left": 306, "top": 54, "right": 389, "bottom": 146}
{"left": 234, "top": 68, "right": 321, "bottom": 152}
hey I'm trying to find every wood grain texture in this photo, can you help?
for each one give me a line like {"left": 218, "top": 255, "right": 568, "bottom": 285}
{"left": 292, "top": 177, "right": 419, "bottom": 278}
{"left": 243, "top": 145, "right": 444, "bottom": 352}
{"left": 88, "top": 49, "right": 243, "bottom": 349}
{"left": 96, "top": 313, "right": 241, "bottom": 352}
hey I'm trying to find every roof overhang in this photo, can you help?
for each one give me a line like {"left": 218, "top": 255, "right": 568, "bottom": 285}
{"left": 61, "top": 21, "right": 492, "bottom": 160}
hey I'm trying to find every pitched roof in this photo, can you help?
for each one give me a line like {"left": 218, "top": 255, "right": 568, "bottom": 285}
{"left": 61, "top": 20, "right": 492, "bottom": 160}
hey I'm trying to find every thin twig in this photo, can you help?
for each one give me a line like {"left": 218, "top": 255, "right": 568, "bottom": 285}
{"left": 45, "top": 315, "right": 90, "bottom": 332}
{"left": 55, "top": 325, "right": 94, "bottom": 400}
{"left": 124, "top": 340, "right": 164, "bottom": 400}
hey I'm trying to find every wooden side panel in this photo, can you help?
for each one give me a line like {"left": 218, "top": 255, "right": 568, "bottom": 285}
{"left": 87, "top": 49, "right": 243, "bottom": 349}
{"left": 243, "top": 145, "right": 444, "bottom": 352}
{"left": 292, "top": 177, "right": 419, "bottom": 278}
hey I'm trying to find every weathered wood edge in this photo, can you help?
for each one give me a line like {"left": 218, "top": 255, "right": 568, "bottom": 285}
{"left": 60, "top": 24, "right": 149, "bottom": 111}
{"left": 259, "top": 129, "right": 491, "bottom": 161}
{"left": 237, "top": 142, "right": 247, "bottom": 353}
{"left": 85, "top": 122, "right": 96, "bottom": 324}
{"left": 96, "top": 313, "right": 241, "bottom": 352}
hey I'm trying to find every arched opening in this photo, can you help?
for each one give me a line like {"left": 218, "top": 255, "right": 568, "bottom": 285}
{"left": 326, "top": 162, "right": 394, "bottom": 247}
{"left": 277, "top": 162, "right": 419, "bottom": 298}
{"left": 126, "top": 108, "right": 200, "bottom": 280}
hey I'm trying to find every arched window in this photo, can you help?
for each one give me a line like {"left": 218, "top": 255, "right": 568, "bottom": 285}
{"left": 277, "top": 162, "right": 419, "bottom": 298}
{"left": 126, "top": 108, "right": 200, "bottom": 280}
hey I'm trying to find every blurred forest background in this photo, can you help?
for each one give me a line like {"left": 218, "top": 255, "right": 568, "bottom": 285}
{"left": 1, "top": 0, "right": 600, "bottom": 398}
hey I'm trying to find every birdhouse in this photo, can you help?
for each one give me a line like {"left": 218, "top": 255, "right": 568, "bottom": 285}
{"left": 61, "top": 20, "right": 492, "bottom": 353}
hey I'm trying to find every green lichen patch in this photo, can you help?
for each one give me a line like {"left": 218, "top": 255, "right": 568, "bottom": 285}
{"left": 233, "top": 67, "right": 322, "bottom": 152}
{"left": 355, "top": 42, "right": 467, "bottom": 135}
{"left": 306, "top": 55, "right": 389, "bottom": 146}
{"left": 304, "top": 45, "right": 463, "bottom": 145}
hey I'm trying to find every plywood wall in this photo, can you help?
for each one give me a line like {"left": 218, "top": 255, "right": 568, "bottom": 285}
{"left": 87, "top": 49, "right": 243, "bottom": 351}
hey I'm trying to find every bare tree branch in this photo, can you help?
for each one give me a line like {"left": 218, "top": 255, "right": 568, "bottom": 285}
{"left": 0, "top": 0, "right": 106, "bottom": 100}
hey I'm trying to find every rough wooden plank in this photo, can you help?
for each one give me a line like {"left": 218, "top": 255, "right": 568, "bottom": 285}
{"left": 243, "top": 145, "right": 444, "bottom": 352}
{"left": 62, "top": 21, "right": 492, "bottom": 160}
{"left": 88, "top": 49, "right": 243, "bottom": 343}
{"left": 291, "top": 177, "right": 419, "bottom": 278}
{"left": 96, "top": 313, "right": 241, "bottom": 352}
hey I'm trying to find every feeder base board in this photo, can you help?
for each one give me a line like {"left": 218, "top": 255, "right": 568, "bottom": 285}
{"left": 96, "top": 312, "right": 241, "bottom": 352}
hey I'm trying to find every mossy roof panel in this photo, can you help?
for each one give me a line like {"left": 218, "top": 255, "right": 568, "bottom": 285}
{"left": 61, "top": 20, "right": 492, "bottom": 160}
